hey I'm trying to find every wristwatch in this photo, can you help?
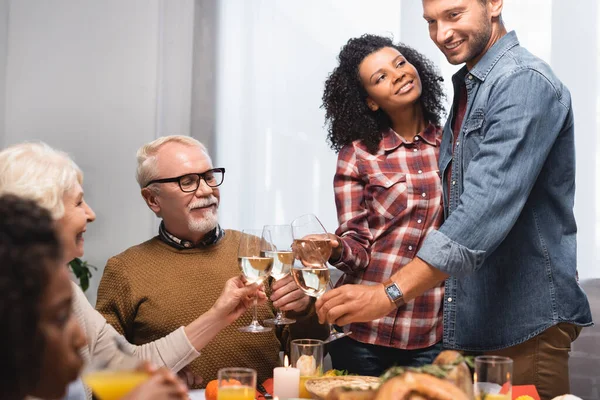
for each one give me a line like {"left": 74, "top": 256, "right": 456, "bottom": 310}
{"left": 383, "top": 278, "right": 405, "bottom": 307}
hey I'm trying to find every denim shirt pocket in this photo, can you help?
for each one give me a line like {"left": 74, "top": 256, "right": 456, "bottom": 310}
{"left": 366, "top": 172, "right": 408, "bottom": 220}
{"left": 462, "top": 109, "right": 485, "bottom": 167}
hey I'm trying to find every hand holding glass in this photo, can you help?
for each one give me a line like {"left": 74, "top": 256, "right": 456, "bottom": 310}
{"left": 238, "top": 229, "right": 273, "bottom": 333}
{"left": 262, "top": 224, "right": 296, "bottom": 325}
{"left": 83, "top": 337, "right": 149, "bottom": 400}
{"left": 290, "top": 214, "right": 351, "bottom": 343}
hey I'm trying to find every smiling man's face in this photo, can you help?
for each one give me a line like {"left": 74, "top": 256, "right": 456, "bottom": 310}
{"left": 423, "top": 0, "right": 495, "bottom": 69}
{"left": 146, "top": 142, "right": 220, "bottom": 241}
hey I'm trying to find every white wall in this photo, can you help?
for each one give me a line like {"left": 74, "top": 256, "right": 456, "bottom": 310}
{"left": 215, "top": 0, "right": 402, "bottom": 234}
{"left": 0, "top": 0, "right": 7, "bottom": 149}
{"left": 1, "top": 0, "right": 195, "bottom": 304}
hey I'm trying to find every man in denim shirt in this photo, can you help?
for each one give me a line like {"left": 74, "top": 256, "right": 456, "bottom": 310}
{"left": 316, "top": 0, "right": 592, "bottom": 397}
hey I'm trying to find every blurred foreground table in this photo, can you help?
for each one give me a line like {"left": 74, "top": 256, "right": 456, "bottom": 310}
{"left": 188, "top": 389, "right": 205, "bottom": 400}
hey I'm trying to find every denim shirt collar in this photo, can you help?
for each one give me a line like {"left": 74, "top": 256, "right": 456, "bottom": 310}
{"left": 457, "top": 31, "right": 520, "bottom": 83}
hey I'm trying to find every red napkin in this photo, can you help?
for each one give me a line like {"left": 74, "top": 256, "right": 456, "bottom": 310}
{"left": 256, "top": 378, "right": 273, "bottom": 400}
{"left": 499, "top": 383, "right": 540, "bottom": 400}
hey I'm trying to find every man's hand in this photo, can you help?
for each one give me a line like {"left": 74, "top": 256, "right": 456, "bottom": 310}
{"left": 271, "top": 274, "right": 311, "bottom": 313}
{"left": 294, "top": 233, "right": 343, "bottom": 263}
{"left": 327, "top": 233, "right": 343, "bottom": 262}
{"left": 315, "top": 284, "right": 395, "bottom": 326}
{"left": 211, "top": 276, "right": 267, "bottom": 324}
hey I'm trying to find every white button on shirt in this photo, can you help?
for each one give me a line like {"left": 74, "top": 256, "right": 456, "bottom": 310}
{"left": 448, "top": 297, "right": 453, "bottom": 302}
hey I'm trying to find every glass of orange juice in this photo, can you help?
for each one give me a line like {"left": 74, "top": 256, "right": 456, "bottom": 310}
{"left": 217, "top": 368, "right": 256, "bottom": 400}
{"left": 291, "top": 339, "right": 324, "bottom": 399}
{"left": 83, "top": 337, "right": 150, "bottom": 400}
{"left": 473, "top": 355, "right": 513, "bottom": 400}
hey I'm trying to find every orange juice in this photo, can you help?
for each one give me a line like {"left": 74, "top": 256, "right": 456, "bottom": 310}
{"left": 84, "top": 370, "right": 149, "bottom": 400}
{"left": 299, "top": 375, "right": 317, "bottom": 398}
{"left": 217, "top": 386, "right": 255, "bottom": 400}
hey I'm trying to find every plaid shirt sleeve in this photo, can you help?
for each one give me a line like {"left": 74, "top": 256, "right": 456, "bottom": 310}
{"left": 331, "top": 144, "right": 373, "bottom": 275}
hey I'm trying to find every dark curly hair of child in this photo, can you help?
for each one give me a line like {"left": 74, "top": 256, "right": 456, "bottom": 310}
{"left": 322, "top": 34, "right": 446, "bottom": 153}
{"left": 0, "top": 194, "right": 62, "bottom": 399}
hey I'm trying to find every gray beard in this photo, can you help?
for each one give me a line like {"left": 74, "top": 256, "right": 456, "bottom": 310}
{"left": 188, "top": 208, "right": 218, "bottom": 234}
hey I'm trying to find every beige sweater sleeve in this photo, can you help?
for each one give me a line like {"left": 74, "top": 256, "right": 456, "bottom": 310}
{"left": 72, "top": 282, "right": 200, "bottom": 372}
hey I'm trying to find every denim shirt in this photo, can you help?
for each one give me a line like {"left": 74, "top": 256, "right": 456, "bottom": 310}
{"left": 417, "top": 31, "right": 592, "bottom": 351}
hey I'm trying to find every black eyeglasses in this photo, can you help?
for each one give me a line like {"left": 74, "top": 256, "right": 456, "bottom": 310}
{"left": 144, "top": 168, "right": 225, "bottom": 193}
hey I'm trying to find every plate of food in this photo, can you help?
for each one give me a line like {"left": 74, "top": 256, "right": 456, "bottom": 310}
{"left": 304, "top": 375, "right": 381, "bottom": 400}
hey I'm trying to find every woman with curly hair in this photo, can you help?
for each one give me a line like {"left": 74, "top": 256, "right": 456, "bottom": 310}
{"left": 321, "top": 34, "right": 446, "bottom": 375}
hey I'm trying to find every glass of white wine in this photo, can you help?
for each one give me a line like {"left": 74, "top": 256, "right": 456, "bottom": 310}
{"left": 238, "top": 229, "right": 274, "bottom": 333}
{"left": 262, "top": 225, "right": 296, "bottom": 325}
{"left": 290, "top": 214, "right": 351, "bottom": 343}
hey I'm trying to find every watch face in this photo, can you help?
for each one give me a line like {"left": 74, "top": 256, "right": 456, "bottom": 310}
{"left": 386, "top": 284, "right": 402, "bottom": 299}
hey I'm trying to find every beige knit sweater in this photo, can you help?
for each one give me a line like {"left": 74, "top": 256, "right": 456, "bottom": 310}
{"left": 96, "top": 230, "right": 327, "bottom": 388}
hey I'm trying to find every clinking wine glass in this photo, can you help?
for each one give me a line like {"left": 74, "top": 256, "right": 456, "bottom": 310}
{"left": 238, "top": 229, "right": 274, "bottom": 333}
{"left": 290, "top": 214, "right": 351, "bottom": 343}
{"left": 261, "top": 225, "right": 296, "bottom": 325}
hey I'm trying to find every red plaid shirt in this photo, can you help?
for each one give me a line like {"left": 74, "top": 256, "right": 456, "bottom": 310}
{"left": 332, "top": 123, "right": 444, "bottom": 349}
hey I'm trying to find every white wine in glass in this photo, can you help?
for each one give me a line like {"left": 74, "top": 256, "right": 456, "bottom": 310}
{"left": 263, "top": 250, "right": 294, "bottom": 280}
{"left": 238, "top": 229, "right": 273, "bottom": 333}
{"left": 262, "top": 225, "right": 296, "bottom": 325}
{"left": 238, "top": 256, "right": 273, "bottom": 284}
{"left": 290, "top": 214, "right": 352, "bottom": 343}
{"left": 291, "top": 266, "right": 330, "bottom": 297}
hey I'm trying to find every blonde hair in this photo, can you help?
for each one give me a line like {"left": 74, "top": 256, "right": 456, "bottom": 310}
{"left": 136, "top": 135, "right": 210, "bottom": 188}
{"left": 0, "top": 142, "right": 83, "bottom": 220}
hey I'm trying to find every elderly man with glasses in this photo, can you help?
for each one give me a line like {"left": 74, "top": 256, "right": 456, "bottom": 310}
{"left": 96, "top": 135, "right": 326, "bottom": 389}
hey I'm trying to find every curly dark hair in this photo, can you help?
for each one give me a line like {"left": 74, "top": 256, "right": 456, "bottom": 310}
{"left": 0, "top": 194, "right": 62, "bottom": 399}
{"left": 322, "top": 34, "right": 446, "bottom": 153}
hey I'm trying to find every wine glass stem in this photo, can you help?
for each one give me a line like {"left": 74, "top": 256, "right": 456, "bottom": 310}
{"left": 252, "top": 295, "right": 258, "bottom": 323}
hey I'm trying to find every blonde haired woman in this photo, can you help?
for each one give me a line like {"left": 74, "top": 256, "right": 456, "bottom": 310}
{"left": 0, "top": 142, "right": 264, "bottom": 399}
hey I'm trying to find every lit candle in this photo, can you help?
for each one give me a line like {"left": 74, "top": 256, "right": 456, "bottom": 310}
{"left": 273, "top": 355, "right": 300, "bottom": 399}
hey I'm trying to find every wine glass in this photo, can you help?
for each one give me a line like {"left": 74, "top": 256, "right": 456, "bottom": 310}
{"left": 262, "top": 225, "right": 296, "bottom": 325}
{"left": 238, "top": 229, "right": 274, "bottom": 333}
{"left": 290, "top": 214, "right": 351, "bottom": 343}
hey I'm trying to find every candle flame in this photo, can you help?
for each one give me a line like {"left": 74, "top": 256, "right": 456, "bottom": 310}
{"left": 284, "top": 355, "right": 290, "bottom": 367}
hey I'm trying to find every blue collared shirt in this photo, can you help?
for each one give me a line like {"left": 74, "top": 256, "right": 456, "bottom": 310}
{"left": 417, "top": 31, "right": 592, "bottom": 351}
